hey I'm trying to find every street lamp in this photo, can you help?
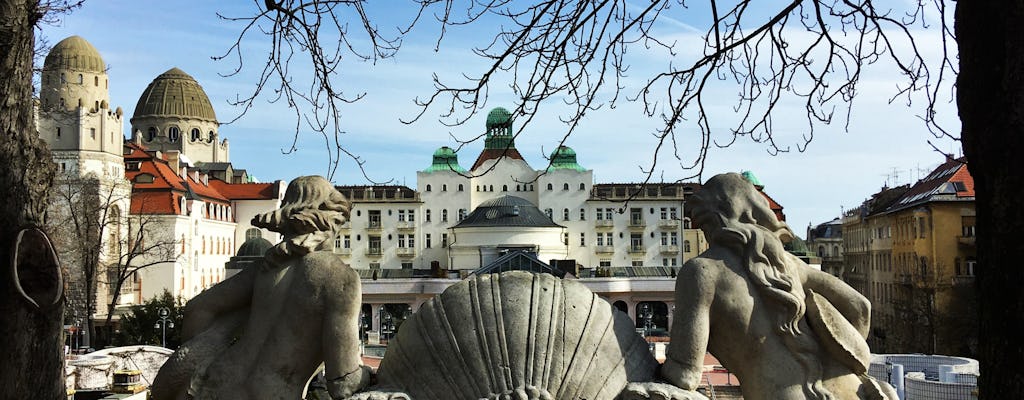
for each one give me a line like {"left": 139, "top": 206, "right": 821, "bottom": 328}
{"left": 154, "top": 307, "right": 174, "bottom": 348}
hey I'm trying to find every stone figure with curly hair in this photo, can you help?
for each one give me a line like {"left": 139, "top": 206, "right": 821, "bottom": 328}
{"left": 659, "top": 173, "right": 897, "bottom": 400}
{"left": 151, "top": 176, "right": 370, "bottom": 400}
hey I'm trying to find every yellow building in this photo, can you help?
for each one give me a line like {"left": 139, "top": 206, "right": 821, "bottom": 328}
{"left": 844, "top": 157, "right": 976, "bottom": 356}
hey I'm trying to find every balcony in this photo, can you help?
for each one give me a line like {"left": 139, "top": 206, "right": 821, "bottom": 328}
{"left": 337, "top": 248, "right": 352, "bottom": 255}
{"left": 594, "top": 220, "right": 614, "bottom": 228}
{"left": 628, "top": 219, "right": 645, "bottom": 230}
{"left": 952, "top": 275, "right": 976, "bottom": 286}
{"left": 958, "top": 236, "right": 976, "bottom": 247}
{"left": 396, "top": 221, "right": 416, "bottom": 231}
{"left": 658, "top": 219, "right": 679, "bottom": 229}
{"left": 367, "top": 221, "right": 382, "bottom": 232}
{"left": 659, "top": 245, "right": 679, "bottom": 254}
{"left": 366, "top": 248, "right": 382, "bottom": 257}
{"left": 594, "top": 245, "right": 614, "bottom": 254}
{"left": 628, "top": 245, "right": 646, "bottom": 254}
{"left": 396, "top": 247, "right": 416, "bottom": 257}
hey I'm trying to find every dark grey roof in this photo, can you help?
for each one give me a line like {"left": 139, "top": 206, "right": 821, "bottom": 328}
{"left": 473, "top": 250, "right": 566, "bottom": 278}
{"left": 454, "top": 195, "right": 561, "bottom": 228}
{"left": 194, "top": 162, "right": 232, "bottom": 171}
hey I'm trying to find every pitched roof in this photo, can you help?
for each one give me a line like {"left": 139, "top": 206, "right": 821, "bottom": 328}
{"left": 887, "top": 157, "right": 973, "bottom": 212}
{"left": 470, "top": 148, "right": 527, "bottom": 171}
{"left": 124, "top": 141, "right": 279, "bottom": 214}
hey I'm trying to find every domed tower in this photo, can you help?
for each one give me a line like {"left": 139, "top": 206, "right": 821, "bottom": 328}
{"left": 130, "top": 67, "right": 226, "bottom": 164}
{"left": 38, "top": 35, "right": 125, "bottom": 178}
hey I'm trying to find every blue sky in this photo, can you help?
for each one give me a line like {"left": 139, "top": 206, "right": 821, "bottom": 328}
{"left": 38, "top": 1, "right": 960, "bottom": 234}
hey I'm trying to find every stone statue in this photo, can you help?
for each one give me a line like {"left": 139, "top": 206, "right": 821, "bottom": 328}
{"left": 151, "top": 176, "right": 370, "bottom": 400}
{"left": 660, "top": 173, "right": 897, "bottom": 399}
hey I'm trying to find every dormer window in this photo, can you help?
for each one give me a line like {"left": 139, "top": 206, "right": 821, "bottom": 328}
{"left": 126, "top": 161, "right": 141, "bottom": 171}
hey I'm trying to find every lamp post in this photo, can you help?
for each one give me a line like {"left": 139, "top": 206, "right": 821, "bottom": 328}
{"left": 154, "top": 307, "right": 174, "bottom": 348}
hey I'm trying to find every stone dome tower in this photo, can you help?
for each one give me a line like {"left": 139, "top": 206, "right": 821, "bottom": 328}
{"left": 130, "top": 67, "right": 227, "bottom": 165}
{"left": 40, "top": 35, "right": 110, "bottom": 113}
{"left": 37, "top": 35, "right": 125, "bottom": 178}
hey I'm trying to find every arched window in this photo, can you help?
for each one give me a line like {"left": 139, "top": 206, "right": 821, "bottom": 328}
{"left": 77, "top": 74, "right": 83, "bottom": 84}
{"left": 245, "top": 228, "right": 262, "bottom": 240}
{"left": 425, "top": 184, "right": 432, "bottom": 192}
{"left": 426, "top": 209, "right": 432, "bottom": 222}
{"left": 489, "top": 185, "right": 494, "bottom": 191}
{"left": 442, "top": 209, "right": 448, "bottom": 222}
{"left": 207, "top": 131, "right": 215, "bottom": 143}
{"left": 502, "top": 185, "right": 508, "bottom": 192}
{"left": 458, "top": 184, "right": 464, "bottom": 191}
{"left": 579, "top": 183, "right": 586, "bottom": 190}
{"left": 146, "top": 127, "right": 157, "bottom": 141}
{"left": 94, "top": 76, "right": 99, "bottom": 86}
{"left": 191, "top": 128, "right": 201, "bottom": 141}
{"left": 684, "top": 240, "right": 692, "bottom": 253}
{"left": 168, "top": 126, "right": 180, "bottom": 142}
{"left": 516, "top": 185, "right": 521, "bottom": 191}
{"left": 562, "top": 208, "right": 569, "bottom": 221}
{"left": 442, "top": 184, "right": 448, "bottom": 191}
{"left": 547, "top": 183, "right": 553, "bottom": 191}
{"left": 563, "top": 183, "right": 570, "bottom": 190}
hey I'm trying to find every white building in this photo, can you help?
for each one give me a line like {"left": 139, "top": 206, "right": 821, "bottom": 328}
{"left": 37, "top": 36, "right": 285, "bottom": 342}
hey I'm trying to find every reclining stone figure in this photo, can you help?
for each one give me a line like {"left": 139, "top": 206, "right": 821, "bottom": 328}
{"left": 659, "top": 173, "right": 896, "bottom": 400}
{"left": 151, "top": 176, "right": 370, "bottom": 400}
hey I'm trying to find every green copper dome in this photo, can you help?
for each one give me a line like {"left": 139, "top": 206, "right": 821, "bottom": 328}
{"left": 424, "top": 146, "right": 467, "bottom": 173}
{"left": 44, "top": 36, "right": 106, "bottom": 73}
{"left": 547, "top": 145, "right": 586, "bottom": 172}
{"left": 132, "top": 67, "right": 217, "bottom": 123}
{"left": 486, "top": 107, "right": 513, "bottom": 129}
{"left": 741, "top": 171, "right": 763, "bottom": 188}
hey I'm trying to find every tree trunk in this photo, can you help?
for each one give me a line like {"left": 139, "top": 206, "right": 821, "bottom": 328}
{"left": 956, "top": 2, "right": 1024, "bottom": 397}
{"left": 0, "top": 0, "right": 66, "bottom": 398}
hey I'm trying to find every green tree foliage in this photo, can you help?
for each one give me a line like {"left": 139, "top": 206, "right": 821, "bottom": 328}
{"left": 112, "top": 289, "right": 184, "bottom": 349}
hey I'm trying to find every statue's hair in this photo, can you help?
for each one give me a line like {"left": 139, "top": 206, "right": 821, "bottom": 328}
{"left": 695, "top": 173, "right": 832, "bottom": 400}
{"left": 253, "top": 176, "right": 350, "bottom": 258}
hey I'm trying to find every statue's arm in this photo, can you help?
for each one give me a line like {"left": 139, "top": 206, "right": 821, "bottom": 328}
{"left": 181, "top": 267, "right": 256, "bottom": 341}
{"left": 661, "top": 259, "right": 716, "bottom": 390}
{"left": 323, "top": 265, "right": 370, "bottom": 399}
{"left": 802, "top": 266, "right": 871, "bottom": 339}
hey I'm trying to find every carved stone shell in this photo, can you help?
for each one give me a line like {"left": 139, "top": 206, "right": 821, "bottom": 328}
{"left": 374, "top": 271, "right": 658, "bottom": 400}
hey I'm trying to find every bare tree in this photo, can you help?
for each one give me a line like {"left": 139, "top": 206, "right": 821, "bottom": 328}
{"left": 100, "top": 205, "right": 181, "bottom": 336}
{"left": 222, "top": 1, "right": 1022, "bottom": 396}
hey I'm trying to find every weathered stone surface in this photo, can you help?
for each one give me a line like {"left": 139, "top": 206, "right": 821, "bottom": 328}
{"left": 660, "top": 173, "right": 897, "bottom": 400}
{"left": 151, "top": 176, "right": 369, "bottom": 400}
{"left": 359, "top": 271, "right": 661, "bottom": 400}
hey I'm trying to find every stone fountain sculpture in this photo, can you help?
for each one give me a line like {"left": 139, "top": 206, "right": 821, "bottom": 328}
{"left": 151, "top": 176, "right": 370, "bottom": 400}
{"left": 659, "top": 173, "right": 897, "bottom": 400}
{"left": 152, "top": 173, "right": 893, "bottom": 400}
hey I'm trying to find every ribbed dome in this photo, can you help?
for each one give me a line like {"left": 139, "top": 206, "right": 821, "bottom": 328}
{"left": 455, "top": 195, "right": 560, "bottom": 228}
{"left": 44, "top": 36, "right": 105, "bottom": 73}
{"left": 133, "top": 68, "right": 217, "bottom": 122}
{"left": 236, "top": 237, "right": 273, "bottom": 257}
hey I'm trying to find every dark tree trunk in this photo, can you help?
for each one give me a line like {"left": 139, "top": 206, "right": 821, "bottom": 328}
{"left": 956, "top": 2, "right": 1024, "bottom": 397}
{"left": 0, "top": 0, "right": 65, "bottom": 398}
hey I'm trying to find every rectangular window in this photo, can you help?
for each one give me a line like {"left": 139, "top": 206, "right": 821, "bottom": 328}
{"left": 426, "top": 209, "right": 432, "bottom": 222}
{"left": 458, "top": 209, "right": 467, "bottom": 221}
{"left": 630, "top": 233, "right": 643, "bottom": 249}
{"left": 631, "top": 260, "right": 644, "bottom": 267}
{"left": 401, "top": 262, "right": 413, "bottom": 269}
{"left": 580, "top": 208, "right": 586, "bottom": 220}
{"left": 442, "top": 233, "right": 449, "bottom": 248}
{"left": 368, "top": 210, "right": 381, "bottom": 228}
{"left": 368, "top": 236, "right": 381, "bottom": 254}
{"left": 398, "top": 210, "right": 406, "bottom": 222}
{"left": 398, "top": 235, "right": 407, "bottom": 248}
{"left": 918, "top": 218, "right": 927, "bottom": 238}
{"left": 596, "top": 209, "right": 604, "bottom": 220}
{"left": 670, "top": 232, "right": 678, "bottom": 246}
{"left": 580, "top": 233, "right": 586, "bottom": 247}
{"left": 605, "top": 233, "right": 614, "bottom": 246}
{"left": 630, "top": 208, "right": 642, "bottom": 225}
{"left": 660, "top": 208, "right": 668, "bottom": 219}
{"left": 425, "top": 233, "right": 432, "bottom": 248}
{"left": 335, "top": 236, "right": 342, "bottom": 249}
{"left": 563, "top": 232, "right": 569, "bottom": 245}
{"left": 605, "top": 208, "right": 613, "bottom": 220}
{"left": 408, "top": 209, "right": 415, "bottom": 222}
{"left": 660, "top": 232, "right": 668, "bottom": 246}
{"left": 408, "top": 236, "right": 415, "bottom": 248}
{"left": 670, "top": 207, "right": 678, "bottom": 219}
{"left": 597, "top": 234, "right": 604, "bottom": 246}
{"left": 343, "top": 235, "right": 351, "bottom": 248}
{"left": 369, "top": 262, "right": 381, "bottom": 270}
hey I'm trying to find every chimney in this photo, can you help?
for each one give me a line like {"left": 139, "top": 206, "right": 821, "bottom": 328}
{"left": 165, "top": 150, "right": 181, "bottom": 177}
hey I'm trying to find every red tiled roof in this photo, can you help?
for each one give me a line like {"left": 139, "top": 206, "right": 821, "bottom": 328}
{"left": 758, "top": 190, "right": 786, "bottom": 222}
{"left": 470, "top": 148, "right": 526, "bottom": 171}
{"left": 888, "top": 157, "right": 973, "bottom": 212}
{"left": 208, "top": 179, "right": 278, "bottom": 200}
{"left": 124, "top": 141, "right": 278, "bottom": 214}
